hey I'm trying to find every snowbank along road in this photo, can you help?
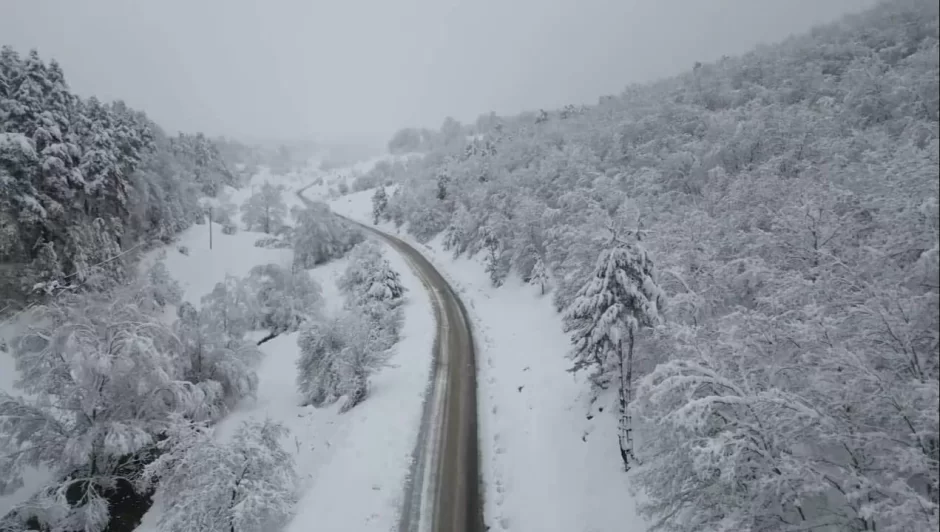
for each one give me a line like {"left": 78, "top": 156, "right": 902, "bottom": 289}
{"left": 297, "top": 190, "right": 483, "bottom": 532}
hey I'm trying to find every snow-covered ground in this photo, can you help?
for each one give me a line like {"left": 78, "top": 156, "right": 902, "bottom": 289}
{"left": 2, "top": 166, "right": 435, "bottom": 532}
{"left": 331, "top": 188, "right": 648, "bottom": 532}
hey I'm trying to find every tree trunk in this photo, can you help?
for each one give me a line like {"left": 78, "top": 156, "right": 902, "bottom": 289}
{"left": 618, "top": 329, "right": 636, "bottom": 471}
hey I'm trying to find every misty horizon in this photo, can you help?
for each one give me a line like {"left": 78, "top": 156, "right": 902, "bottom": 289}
{"left": 3, "top": 0, "right": 876, "bottom": 144}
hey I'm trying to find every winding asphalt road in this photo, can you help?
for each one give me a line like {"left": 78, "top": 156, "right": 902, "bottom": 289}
{"left": 297, "top": 188, "right": 483, "bottom": 532}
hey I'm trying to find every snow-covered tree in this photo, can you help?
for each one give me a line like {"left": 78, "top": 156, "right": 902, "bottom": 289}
{"left": 335, "top": 313, "right": 389, "bottom": 413}
{"left": 140, "top": 419, "right": 297, "bottom": 532}
{"left": 295, "top": 308, "right": 394, "bottom": 412}
{"left": 371, "top": 186, "right": 388, "bottom": 225}
{"left": 338, "top": 240, "right": 406, "bottom": 343}
{"left": 0, "top": 46, "right": 238, "bottom": 308}
{"left": 564, "top": 239, "right": 664, "bottom": 470}
{"left": 240, "top": 182, "right": 287, "bottom": 234}
{"left": 291, "top": 201, "right": 363, "bottom": 269}
{"left": 174, "top": 300, "right": 261, "bottom": 415}
{"left": 296, "top": 317, "right": 346, "bottom": 407}
{"left": 246, "top": 263, "right": 322, "bottom": 339}
{"left": 529, "top": 255, "right": 550, "bottom": 295}
{"left": 481, "top": 226, "right": 509, "bottom": 287}
{"left": 0, "top": 288, "right": 211, "bottom": 531}
{"left": 199, "top": 275, "right": 259, "bottom": 340}
{"left": 131, "top": 254, "right": 183, "bottom": 313}
{"left": 338, "top": 241, "right": 404, "bottom": 305}
{"left": 309, "top": 2, "right": 940, "bottom": 527}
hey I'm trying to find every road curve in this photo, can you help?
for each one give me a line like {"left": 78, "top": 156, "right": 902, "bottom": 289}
{"left": 296, "top": 188, "right": 483, "bottom": 532}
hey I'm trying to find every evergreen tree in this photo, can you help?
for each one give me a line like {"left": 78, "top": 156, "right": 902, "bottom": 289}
{"left": 371, "top": 186, "right": 387, "bottom": 225}
{"left": 564, "top": 238, "right": 663, "bottom": 470}
{"left": 529, "top": 255, "right": 549, "bottom": 295}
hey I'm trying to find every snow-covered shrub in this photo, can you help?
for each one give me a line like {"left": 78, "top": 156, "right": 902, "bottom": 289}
{"left": 253, "top": 235, "right": 291, "bottom": 249}
{"left": 178, "top": 245, "right": 190, "bottom": 255}
{"left": 221, "top": 221, "right": 238, "bottom": 235}
{"left": 140, "top": 419, "right": 297, "bottom": 532}
{"left": 245, "top": 263, "right": 322, "bottom": 336}
{"left": 291, "top": 201, "right": 363, "bottom": 269}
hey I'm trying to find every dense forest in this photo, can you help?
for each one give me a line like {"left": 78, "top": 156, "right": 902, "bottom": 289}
{"left": 0, "top": 46, "right": 244, "bottom": 309}
{"left": 366, "top": 0, "right": 939, "bottom": 530}
{"left": 0, "top": 47, "right": 280, "bottom": 532}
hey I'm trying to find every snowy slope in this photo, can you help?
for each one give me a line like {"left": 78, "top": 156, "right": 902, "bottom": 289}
{"left": 135, "top": 171, "right": 434, "bottom": 532}
{"left": 3, "top": 166, "right": 435, "bottom": 529}
{"left": 331, "top": 188, "right": 648, "bottom": 532}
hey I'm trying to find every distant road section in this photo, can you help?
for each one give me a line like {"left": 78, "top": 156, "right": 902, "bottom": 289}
{"left": 297, "top": 188, "right": 483, "bottom": 532}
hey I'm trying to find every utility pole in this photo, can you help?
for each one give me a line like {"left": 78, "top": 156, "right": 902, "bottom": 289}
{"left": 209, "top": 206, "right": 213, "bottom": 250}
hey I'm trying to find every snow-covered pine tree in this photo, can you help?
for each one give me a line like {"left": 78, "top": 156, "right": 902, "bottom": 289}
{"left": 529, "top": 255, "right": 549, "bottom": 295}
{"left": 140, "top": 419, "right": 297, "bottom": 532}
{"left": 338, "top": 241, "right": 404, "bottom": 304}
{"left": 482, "top": 228, "right": 507, "bottom": 287}
{"left": 338, "top": 240, "right": 406, "bottom": 344}
{"left": 371, "top": 186, "right": 387, "bottom": 225}
{"left": 436, "top": 166, "right": 450, "bottom": 200}
{"left": 563, "top": 237, "right": 663, "bottom": 471}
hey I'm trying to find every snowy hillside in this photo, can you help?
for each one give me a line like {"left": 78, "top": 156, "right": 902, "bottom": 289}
{"left": 342, "top": 1, "right": 940, "bottom": 530}
{"left": 2, "top": 166, "right": 435, "bottom": 532}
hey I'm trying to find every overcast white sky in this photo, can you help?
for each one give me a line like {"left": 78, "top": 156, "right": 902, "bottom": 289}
{"left": 1, "top": 0, "right": 875, "bottom": 142}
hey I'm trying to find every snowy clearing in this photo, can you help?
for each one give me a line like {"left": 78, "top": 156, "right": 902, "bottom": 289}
{"left": 331, "top": 187, "right": 648, "bottom": 532}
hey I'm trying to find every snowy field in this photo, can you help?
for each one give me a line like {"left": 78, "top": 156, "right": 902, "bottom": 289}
{"left": 331, "top": 187, "right": 648, "bottom": 532}
{"left": 2, "top": 167, "right": 435, "bottom": 532}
